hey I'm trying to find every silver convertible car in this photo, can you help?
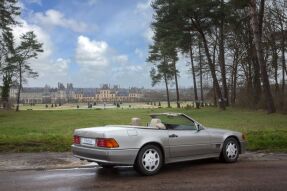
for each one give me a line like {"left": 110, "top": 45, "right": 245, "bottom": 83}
{"left": 72, "top": 113, "right": 246, "bottom": 175}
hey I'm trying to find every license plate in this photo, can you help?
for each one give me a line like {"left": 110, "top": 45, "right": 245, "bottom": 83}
{"left": 80, "top": 137, "right": 96, "bottom": 146}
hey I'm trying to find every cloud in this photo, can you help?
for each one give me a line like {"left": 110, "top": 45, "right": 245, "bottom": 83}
{"left": 114, "top": 55, "right": 129, "bottom": 65}
{"left": 32, "top": 58, "right": 70, "bottom": 80}
{"left": 143, "top": 28, "right": 154, "bottom": 43}
{"left": 13, "top": 18, "right": 53, "bottom": 59}
{"left": 72, "top": 35, "right": 152, "bottom": 87}
{"left": 16, "top": 1, "right": 26, "bottom": 10}
{"left": 74, "top": 35, "right": 115, "bottom": 86}
{"left": 88, "top": 0, "right": 98, "bottom": 5}
{"left": 76, "top": 35, "right": 109, "bottom": 67}
{"left": 103, "top": 0, "right": 153, "bottom": 41}
{"left": 32, "top": 9, "right": 89, "bottom": 32}
{"left": 135, "top": 0, "right": 154, "bottom": 43}
{"left": 12, "top": 18, "right": 70, "bottom": 86}
{"left": 54, "top": 58, "right": 69, "bottom": 73}
{"left": 136, "top": 0, "right": 153, "bottom": 14}
{"left": 28, "top": 57, "right": 71, "bottom": 87}
{"left": 28, "top": 56, "right": 71, "bottom": 87}
{"left": 111, "top": 65, "right": 143, "bottom": 73}
{"left": 76, "top": 35, "right": 130, "bottom": 68}
{"left": 135, "top": 48, "right": 144, "bottom": 59}
{"left": 109, "top": 63, "right": 151, "bottom": 87}
{"left": 14, "top": 0, "right": 194, "bottom": 88}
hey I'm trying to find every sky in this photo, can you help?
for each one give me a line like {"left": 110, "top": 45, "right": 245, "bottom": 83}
{"left": 15, "top": 0, "right": 193, "bottom": 88}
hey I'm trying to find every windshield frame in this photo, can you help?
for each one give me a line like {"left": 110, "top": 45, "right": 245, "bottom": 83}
{"left": 150, "top": 113, "right": 205, "bottom": 131}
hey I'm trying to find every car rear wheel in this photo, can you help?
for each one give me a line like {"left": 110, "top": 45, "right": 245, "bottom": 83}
{"left": 220, "top": 137, "right": 239, "bottom": 163}
{"left": 134, "top": 145, "right": 163, "bottom": 176}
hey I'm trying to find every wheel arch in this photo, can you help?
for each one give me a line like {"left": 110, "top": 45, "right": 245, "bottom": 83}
{"left": 134, "top": 142, "right": 165, "bottom": 164}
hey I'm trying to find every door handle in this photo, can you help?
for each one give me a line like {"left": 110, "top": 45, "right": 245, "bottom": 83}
{"left": 169, "top": 134, "right": 178, "bottom": 138}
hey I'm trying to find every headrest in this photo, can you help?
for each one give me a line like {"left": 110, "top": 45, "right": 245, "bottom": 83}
{"left": 131, "top": 117, "right": 141, "bottom": 126}
{"left": 150, "top": 118, "right": 161, "bottom": 127}
{"left": 150, "top": 118, "right": 166, "bottom": 129}
{"left": 156, "top": 122, "right": 166, "bottom": 129}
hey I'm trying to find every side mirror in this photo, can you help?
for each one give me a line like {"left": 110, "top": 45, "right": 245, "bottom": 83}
{"left": 196, "top": 123, "right": 203, "bottom": 131}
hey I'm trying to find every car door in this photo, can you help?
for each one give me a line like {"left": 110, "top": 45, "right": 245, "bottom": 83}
{"left": 168, "top": 128, "right": 212, "bottom": 158}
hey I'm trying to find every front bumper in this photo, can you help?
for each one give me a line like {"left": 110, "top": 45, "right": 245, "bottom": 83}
{"left": 71, "top": 144, "right": 139, "bottom": 165}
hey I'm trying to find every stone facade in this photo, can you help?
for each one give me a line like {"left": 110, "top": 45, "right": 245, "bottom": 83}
{"left": 7, "top": 83, "right": 144, "bottom": 104}
{"left": 96, "top": 84, "right": 144, "bottom": 102}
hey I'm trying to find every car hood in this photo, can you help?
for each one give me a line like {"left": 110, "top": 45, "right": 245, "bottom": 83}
{"left": 206, "top": 127, "right": 237, "bottom": 134}
{"left": 206, "top": 127, "right": 242, "bottom": 139}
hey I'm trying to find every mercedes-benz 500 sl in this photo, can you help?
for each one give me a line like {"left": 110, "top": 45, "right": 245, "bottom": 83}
{"left": 72, "top": 113, "right": 246, "bottom": 175}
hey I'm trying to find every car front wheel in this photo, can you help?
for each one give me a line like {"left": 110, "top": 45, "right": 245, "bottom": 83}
{"left": 134, "top": 144, "right": 163, "bottom": 176}
{"left": 221, "top": 137, "right": 240, "bottom": 163}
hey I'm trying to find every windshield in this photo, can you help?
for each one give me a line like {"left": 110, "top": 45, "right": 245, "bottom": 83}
{"left": 152, "top": 115, "right": 197, "bottom": 130}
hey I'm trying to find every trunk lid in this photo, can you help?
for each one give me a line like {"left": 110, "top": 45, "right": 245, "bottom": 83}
{"left": 74, "top": 125, "right": 137, "bottom": 138}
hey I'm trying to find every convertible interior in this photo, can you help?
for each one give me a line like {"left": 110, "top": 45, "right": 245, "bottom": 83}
{"left": 131, "top": 116, "right": 197, "bottom": 130}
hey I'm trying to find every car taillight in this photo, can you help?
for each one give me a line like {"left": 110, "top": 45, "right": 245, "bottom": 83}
{"left": 73, "top": 135, "right": 80, "bottom": 144}
{"left": 96, "top": 138, "right": 119, "bottom": 148}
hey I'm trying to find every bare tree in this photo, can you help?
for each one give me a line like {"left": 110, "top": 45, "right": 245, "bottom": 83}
{"left": 249, "top": 0, "right": 276, "bottom": 113}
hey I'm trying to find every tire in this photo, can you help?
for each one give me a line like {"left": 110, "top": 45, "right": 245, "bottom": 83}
{"left": 134, "top": 144, "right": 163, "bottom": 176}
{"left": 220, "top": 137, "right": 240, "bottom": 163}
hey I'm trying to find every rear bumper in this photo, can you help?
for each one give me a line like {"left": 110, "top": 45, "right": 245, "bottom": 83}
{"left": 71, "top": 144, "right": 139, "bottom": 165}
{"left": 240, "top": 141, "right": 247, "bottom": 154}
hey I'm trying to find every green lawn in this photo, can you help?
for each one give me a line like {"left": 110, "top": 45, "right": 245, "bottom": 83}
{"left": 0, "top": 107, "right": 286, "bottom": 152}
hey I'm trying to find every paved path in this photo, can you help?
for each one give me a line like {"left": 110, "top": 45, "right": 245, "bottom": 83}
{"left": 0, "top": 159, "right": 287, "bottom": 191}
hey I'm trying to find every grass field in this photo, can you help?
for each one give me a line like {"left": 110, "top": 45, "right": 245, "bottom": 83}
{"left": 0, "top": 107, "right": 287, "bottom": 152}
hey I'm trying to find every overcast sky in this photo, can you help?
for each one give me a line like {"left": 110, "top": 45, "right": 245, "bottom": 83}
{"left": 16, "top": 0, "right": 193, "bottom": 88}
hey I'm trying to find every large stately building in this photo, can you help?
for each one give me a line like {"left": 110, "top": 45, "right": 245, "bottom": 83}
{"left": 7, "top": 83, "right": 144, "bottom": 104}
{"left": 80, "top": 84, "right": 143, "bottom": 103}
